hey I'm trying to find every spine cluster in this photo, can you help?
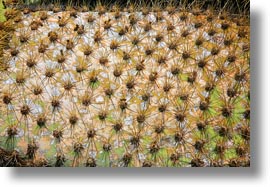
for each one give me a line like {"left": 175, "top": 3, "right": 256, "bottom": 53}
{"left": 0, "top": 0, "right": 250, "bottom": 167}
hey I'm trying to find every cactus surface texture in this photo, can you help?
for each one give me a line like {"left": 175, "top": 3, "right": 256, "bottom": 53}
{"left": 0, "top": 0, "right": 250, "bottom": 167}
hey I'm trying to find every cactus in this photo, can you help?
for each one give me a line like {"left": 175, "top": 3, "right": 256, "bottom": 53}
{"left": 0, "top": 0, "right": 250, "bottom": 167}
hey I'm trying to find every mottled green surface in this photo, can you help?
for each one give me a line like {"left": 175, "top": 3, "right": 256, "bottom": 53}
{"left": 0, "top": 0, "right": 6, "bottom": 22}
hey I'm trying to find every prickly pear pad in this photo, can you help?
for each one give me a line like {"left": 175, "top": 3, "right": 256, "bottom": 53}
{"left": 0, "top": 7, "right": 250, "bottom": 167}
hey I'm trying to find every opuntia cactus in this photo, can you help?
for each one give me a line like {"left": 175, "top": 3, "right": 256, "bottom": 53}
{"left": 0, "top": 0, "right": 250, "bottom": 167}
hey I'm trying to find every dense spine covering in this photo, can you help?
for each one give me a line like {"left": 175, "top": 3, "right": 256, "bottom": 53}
{"left": 0, "top": 0, "right": 249, "bottom": 167}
